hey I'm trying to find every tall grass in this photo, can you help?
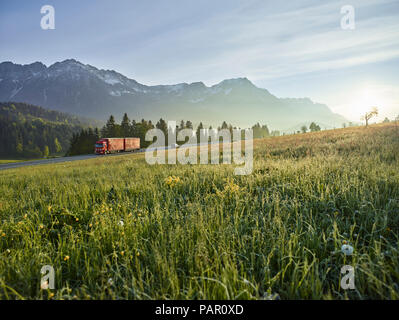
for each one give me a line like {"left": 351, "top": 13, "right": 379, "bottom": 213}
{"left": 0, "top": 123, "right": 398, "bottom": 299}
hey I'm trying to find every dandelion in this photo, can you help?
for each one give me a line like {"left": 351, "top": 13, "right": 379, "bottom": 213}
{"left": 75, "top": 218, "right": 79, "bottom": 222}
{"left": 89, "top": 223, "right": 93, "bottom": 228}
{"left": 1, "top": 232, "right": 5, "bottom": 237}
{"left": 23, "top": 214, "right": 28, "bottom": 219}
{"left": 121, "top": 251, "right": 125, "bottom": 256}
{"left": 64, "top": 255, "right": 70, "bottom": 261}
{"left": 136, "top": 251, "right": 140, "bottom": 257}
{"left": 164, "top": 175, "right": 181, "bottom": 187}
{"left": 218, "top": 178, "right": 240, "bottom": 195}
{"left": 39, "top": 225, "right": 44, "bottom": 229}
{"left": 49, "top": 292, "right": 55, "bottom": 298}
{"left": 47, "top": 205, "right": 52, "bottom": 212}
{"left": 341, "top": 244, "right": 354, "bottom": 255}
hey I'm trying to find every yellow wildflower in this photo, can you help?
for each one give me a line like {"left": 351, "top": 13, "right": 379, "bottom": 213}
{"left": 164, "top": 175, "right": 181, "bottom": 187}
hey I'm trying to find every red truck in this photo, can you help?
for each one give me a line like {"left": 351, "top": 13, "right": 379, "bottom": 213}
{"left": 95, "top": 138, "right": 140, "bottom": 155}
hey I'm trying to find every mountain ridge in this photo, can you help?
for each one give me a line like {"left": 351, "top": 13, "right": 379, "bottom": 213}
{"left": 0, "top": 59, "right": 347, "bottom": 130}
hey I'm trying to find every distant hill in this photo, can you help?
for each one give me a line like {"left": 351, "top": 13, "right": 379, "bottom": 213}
{"left": 0, "top": 102, "right": 97, "bottom": 159}
{"left": 0, "top": 59, "right": 348, "bottom": 130}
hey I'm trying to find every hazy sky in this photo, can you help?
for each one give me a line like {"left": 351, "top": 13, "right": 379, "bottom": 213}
{"left": 1, "top": 0, "right": 398, "bottom": 121}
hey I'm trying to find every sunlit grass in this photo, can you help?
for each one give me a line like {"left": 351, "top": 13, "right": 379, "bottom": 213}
{"left": 0, "top": 123, "right": 398, "bottom": 299}
{"left": 0, "top": 160, "right": 25, "bottom": 164}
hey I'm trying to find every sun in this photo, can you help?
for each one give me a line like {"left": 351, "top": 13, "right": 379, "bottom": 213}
{"left": 348, "top": 85, "right": 386, "bottom": 120}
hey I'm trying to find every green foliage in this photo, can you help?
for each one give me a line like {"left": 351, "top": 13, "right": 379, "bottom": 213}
{"left": 252, "top": 123, "right": 270, "bottom": 139}
{"left": 120, "top": 113, "right": 131, "bottom": 137}
{"left": 309, "top": 122, "right": 321, "bottom": 132}
{"left": 0, "top": 102, "right": 87, "bottom": 159}
{"left": 43, "top": 146, "right": 49, "bottom": 158}
{"left": 66, "top": 128, "right": 99, "bottom": 156}
{"left": 0, "top": 123, "right": 398, "bottom": 299}
{"left": 101, "top": 115, "right": 119, "bottom": 138}
{"left": 54, "top": 138, "right": 62, "bottom": 153}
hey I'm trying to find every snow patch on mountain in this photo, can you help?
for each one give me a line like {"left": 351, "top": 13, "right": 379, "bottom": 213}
{"left": 96, "top": 73, "right": 122, "bottom": 85}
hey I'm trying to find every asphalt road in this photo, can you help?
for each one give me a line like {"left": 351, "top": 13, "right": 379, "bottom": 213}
{"left": 0, "top": 141, "right": 243, "bottom": 171}
{"left": 0, "top": 145, "right": 181, "bottom": 171}
{"left": 0, "top": 154, "right": 104, "bottom": 171}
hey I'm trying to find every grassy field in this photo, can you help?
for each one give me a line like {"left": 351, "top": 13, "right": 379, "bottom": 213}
{"left": 0, "top": 123, "right": 398, "bottom": 300}
{"left": 0, "top": 160, "right": 25, "bottom": 164}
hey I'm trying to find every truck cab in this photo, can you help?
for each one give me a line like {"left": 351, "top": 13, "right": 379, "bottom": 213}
{"left": 95, "top": 139, "right": 107, "bottom": 154}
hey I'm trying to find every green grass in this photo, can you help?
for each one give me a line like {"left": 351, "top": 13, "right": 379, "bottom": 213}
{"left": 0, "top": 123, "right": 398, "bottom": 300}
{"left": 0, "top": 160, "right": 26, "bottom": 164}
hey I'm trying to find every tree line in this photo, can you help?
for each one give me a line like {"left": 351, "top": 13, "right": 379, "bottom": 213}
{"left": 67, "top": 113, "right": 279, "bottom": 156}
{"left": 0, "top": 102, "right": 85, "bottom": 159}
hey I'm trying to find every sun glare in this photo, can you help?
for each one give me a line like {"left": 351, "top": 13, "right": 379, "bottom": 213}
{"left": 348, "top": 85, "right": 386, "bottom": 120}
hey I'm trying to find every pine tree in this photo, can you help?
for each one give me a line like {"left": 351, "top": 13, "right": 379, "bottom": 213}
{"left": 103, "top": 115, "right": 118, "bottom": 137}
{"left": 185, "top": 120, "right": 193, "bottom": 130}
{"left": 121, "top": 113, "right": 131, "bottom": 137}
{"left": 196, "top": 122, "right": 204, "bottom": 141}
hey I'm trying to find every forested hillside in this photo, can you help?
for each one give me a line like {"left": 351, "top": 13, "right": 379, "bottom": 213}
{"left": 0, "top": 102, "right": 94, "bottom": 159}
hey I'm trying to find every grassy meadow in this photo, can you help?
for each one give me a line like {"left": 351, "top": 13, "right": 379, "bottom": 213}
{"left": 0, "top": 123, "right": 398, "bottom": 299}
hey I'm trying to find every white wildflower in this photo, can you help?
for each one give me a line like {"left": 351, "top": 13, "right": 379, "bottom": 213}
{"left": 341, "top": 244, "right": 354, "bottom": 255}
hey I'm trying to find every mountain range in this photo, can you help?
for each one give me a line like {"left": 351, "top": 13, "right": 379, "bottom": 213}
{"left": 0, "top": 59, "right": 347, "bottom": 130}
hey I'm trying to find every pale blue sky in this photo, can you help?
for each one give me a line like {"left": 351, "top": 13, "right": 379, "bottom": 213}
{"left": 1, "top": 0, "right": 398, "bottom": 120}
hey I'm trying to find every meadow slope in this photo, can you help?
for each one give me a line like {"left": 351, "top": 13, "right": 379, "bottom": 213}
{"left": 0, "top": 123, "right": 398, "bottom": 299}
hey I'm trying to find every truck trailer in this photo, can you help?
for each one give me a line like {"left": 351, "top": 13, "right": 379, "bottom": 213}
{"left": 95, "top": 138, "right": 140, "bottom": 155}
